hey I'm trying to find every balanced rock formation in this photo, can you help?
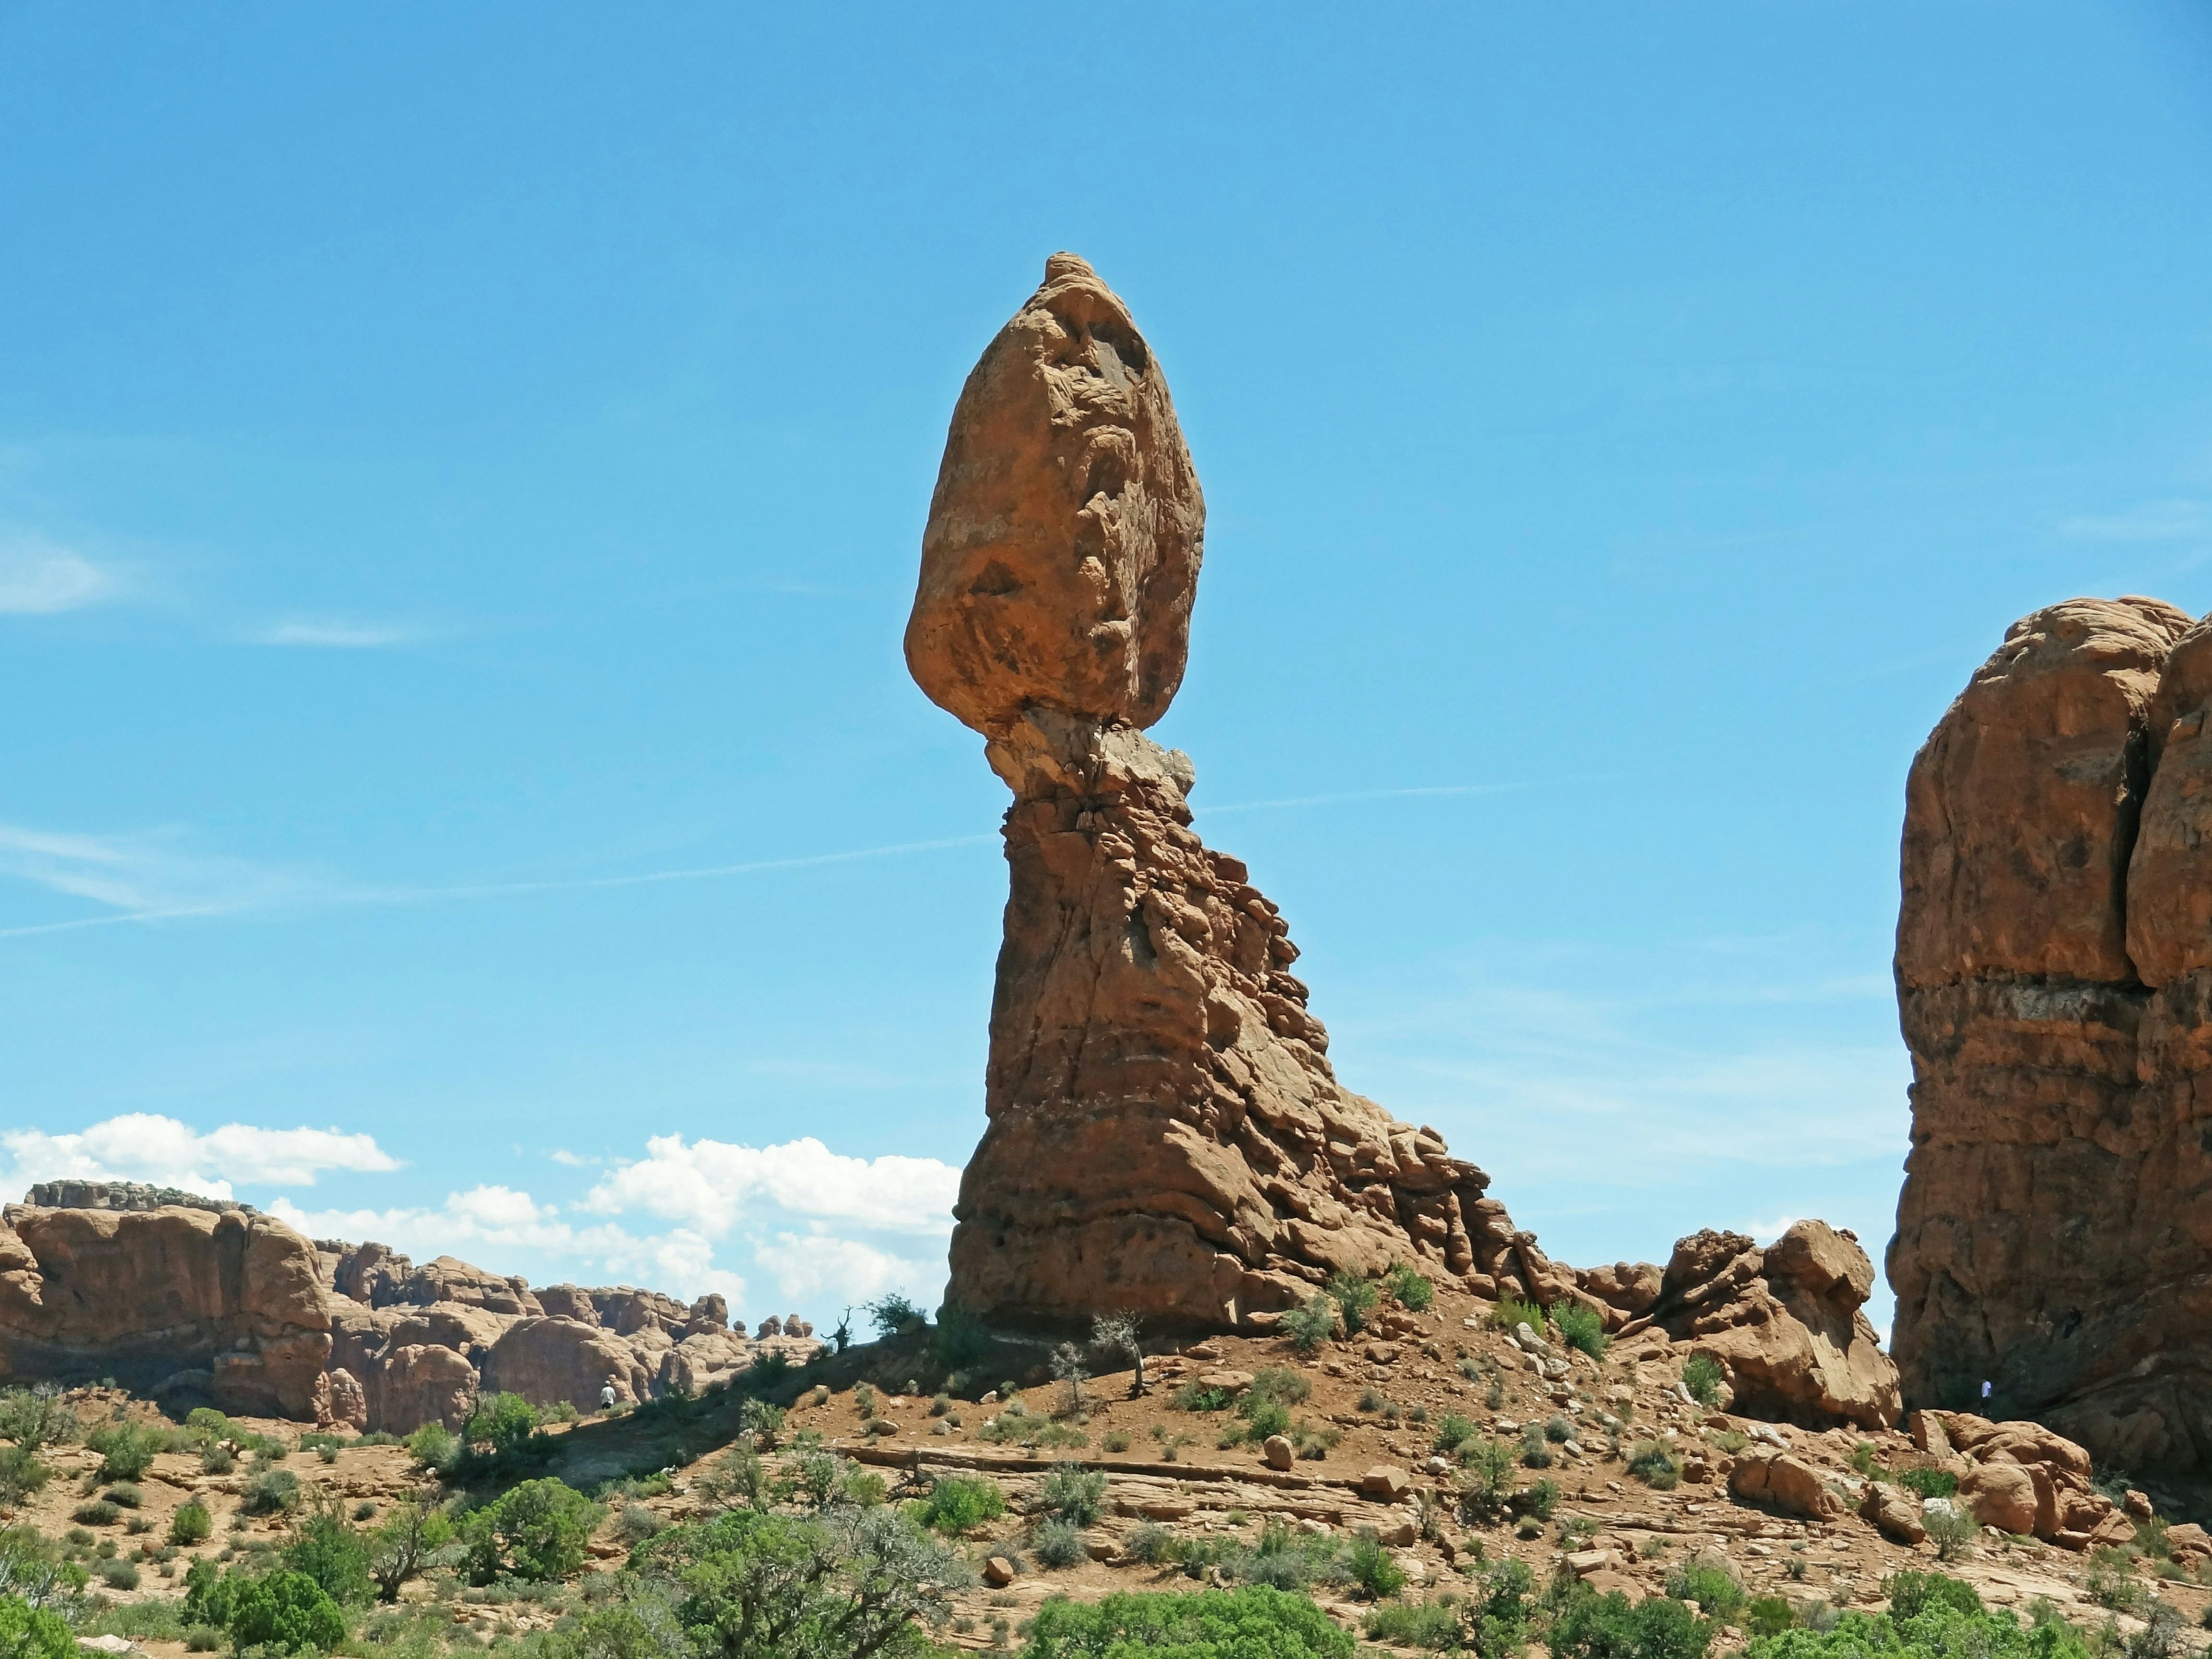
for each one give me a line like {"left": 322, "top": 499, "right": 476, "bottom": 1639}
{"left": 914, "top": 256, "right": 1525, "bottom": 1331}
{"left": 0, "top": 1199, "right": 330, "bottom": 1418}
{"left": 1583, "top": 1223, "right": 1899, "bottom": 1430}
{"left": 1891, "top": 595, "right": 2212, "bottom": 1488}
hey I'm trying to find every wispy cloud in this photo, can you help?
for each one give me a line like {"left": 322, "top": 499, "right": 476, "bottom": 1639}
{"left": 0, "top": 535, "right": 120, "bottom": 614}
{"left": 582, "top": 1134, "right": 960, "bottom": 1238}
{"left": 255, "top": 616, "right": 426, "bottom": 649}
{"left": 2059, "top": 499, "right": 2207, "bottom": 543}
{"left": 2, "top": 1113, "right": 399, "bottom": 1195}
{"left": 0, "top": 823, "right": 334, "bottom": 922}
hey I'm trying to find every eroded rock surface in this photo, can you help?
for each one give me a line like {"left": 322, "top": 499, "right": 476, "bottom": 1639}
{"left": 1585, "top": 1222, "right": 1900, "bottom": 1430}
{"left": 1891, "top": 595, "right": 2212, "bottom": 1491}
{"left": 918, "top": 257, "right": 1546, "bottom": 1331}
{"left": 0, "top": 1202, "right": 330, "bottom": 1418}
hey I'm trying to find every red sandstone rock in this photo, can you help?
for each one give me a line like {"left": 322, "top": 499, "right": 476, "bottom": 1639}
{"left": 921, "top": 257, "right": 1510, "bottom": 1331}
{"left": 1727, "top": 1452, "right": 1844, "bottom": 1521}
{"left": 484, "top": 1316, "right": 654, "bottom": 1411}
{"left": 0, "top": 1203, "right": 331, "bottom": 1419}
{"left": 1892, "top": 596, "right": 2212, "bottom": 1499}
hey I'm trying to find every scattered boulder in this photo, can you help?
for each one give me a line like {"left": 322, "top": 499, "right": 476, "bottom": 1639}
{"left": 1262, "top": 1434, "right": 1296, "bottom": 1471}
{"left": 1861, "top": 1484, "right": 1926, "bottom": 1544}
{"left": 1360, "top": 1465, "right": 1412, "bottom": 1502}
{"left": 1957, "top": 1460, "right": 2040, "bottom": 1536}
{"left": 1727, "top": 1452, "right": 1846, "bottom": 1521}
{"left": 1891, "top": 596, "right": 2212, "bottom": 1493}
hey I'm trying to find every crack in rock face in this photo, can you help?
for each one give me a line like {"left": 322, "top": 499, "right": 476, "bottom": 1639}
{"left": 910, "top": 256, "right": 1511, "bottom": 1332}
{"left": 1891, "top": 594, "right": 2212, "bottom": 1502}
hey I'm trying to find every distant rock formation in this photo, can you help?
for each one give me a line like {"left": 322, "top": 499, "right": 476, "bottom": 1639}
{"left": 26, "top": 1180, "right": 254, "bottom": 1215}
{"left": 911, "top": 255, "right": 1546, "bottom": 1331}
{"left": 0, "top": 1200, "right": 329, "bottom": 1418}
{"left": 1892, "top": 596, "right": 2212, "bottom": 1486}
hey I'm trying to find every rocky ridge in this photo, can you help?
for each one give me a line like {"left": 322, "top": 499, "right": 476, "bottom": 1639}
{"left": 1891, "top": 596, "right": 2212, "bottom": 1496}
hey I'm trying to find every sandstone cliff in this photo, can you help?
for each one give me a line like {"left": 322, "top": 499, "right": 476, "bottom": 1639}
{"left": 0, "top": 1200, "right": 330, "bottom": 1419}
{"left": 1892, "top": 595, "right": 2212, "bottom": 1487}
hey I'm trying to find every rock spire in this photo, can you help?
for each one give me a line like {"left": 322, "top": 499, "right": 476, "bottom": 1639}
{"left": 1892, "top": 594, "right": 2212, "bottom": 1493}
{"left": 912, "top": 255, "right": 1510, "bottom": 1330}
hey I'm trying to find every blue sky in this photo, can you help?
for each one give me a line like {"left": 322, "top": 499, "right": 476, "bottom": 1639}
{"left": 3, "top": 3, "right": 2210, "bottom": 1334}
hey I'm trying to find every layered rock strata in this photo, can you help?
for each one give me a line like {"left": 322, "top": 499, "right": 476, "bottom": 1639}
{"left": 1891, "top": 595, "right": 2212, "bottom": 1484}
{"left": 0, "top": 1202, "right": 330, "bottom": 1418}
{"left": 912, "top": 255, "right": 1540, "bottom": 1331}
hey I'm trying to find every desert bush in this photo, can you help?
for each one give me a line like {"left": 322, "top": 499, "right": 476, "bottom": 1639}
{"left": 864, "top": 1291, "right": 926, "bottom": 1339}
{"left": 1491, "top": 1295, "right": 1547, "bottom": 1333}
{"left": 1433, "top": 1412, "right": 1480, "bottom": 1457}
{"left": 1681, "top": 1355, "right": 1725, "bottom": 1407}
{"left": 0, "top": 1387, "right": 78, "bottom": 1452}
{"left": 1346, "top": 1528, "right": 1407, "bottom": 1600}
{"left": 85, "top": 1422, "right": 168, "bottom": 1482}
{"left": 619, "top": 1503, "right": 662, "bottom": 1544}
{"left": 1923, "top": 1503, "right": 1977, "bottom": 1564}
{"left": 1024, "top": 1588, "right": 1352, "bottom": 1659}
{"left": 241, "top": 1467, "right": 301, "bottom": 1517}
{"left": 1385, "top": 1264, "right": 1435, "bottom": 1312}
{"left": 1039, "top": 1463, "right": 1107, "bottom": 1527}
{"left": 169, "top": 1501, "right": 213, "bottom": 1546}
{"left": 97, "top": 1559, "right": 139, "bottom": 1590}
{"left": 914, "top": 1474, "right": 1003, "bottom": 1535}
{"left": 284, "top": 1502, "right": 374, "bottom": 1605}
{"left": 1554, "top": 1302, "right": 1610, "bottom": 1361}
{"left": 365, "top": 1499, "right": 457, "bottom": 1603}
{"left": 1325, "top": 1271, "right": 1381, "bottom": 1335}
{"left": 461, "top": 1478, "right": 600, "bottom": 1583}
{"left": 1521, "top": 1425, "right": 1554, "bottom": 1469}
{"left": 1667, "top": 1555, "right": 1745, "bottom": 1621}
{"left": 1126, "top": 1522, "right": 1175, "bottom": 1565}
{"left": 103, "top": 1483, "right": 142, "bottom": 1509}
{"left": 1884, "top": 1571, "right": 1982, "bottom": 1620}
{"left": 1628, "top": 1440, "right": 1683, "bottom": 1490}
{"left": 463, "top": 1392, "right": 540, "bottom": 1458}
{"left": 1363, "top": 1596, "right": 1463, "bottom": 1649}
{"left": 1251, "top": 1366, "right": 1311, "bottom": 1406}
{"left": 404, "top": 1422, "right": 457, "bottom": 1471}
{"left": 1898, "top": 1465, "right": 1957, "bottom": 1499}
{"left": 0, "top": 1447, "right": 50, "bottom": 1508}
{"left": 1551, "top": 1582, "right": 1715, "bottom": 1659}
{"left": 1032, "top": 1517, "right": 1086, "bottom": 1569}
{"left": 1458, "top": 1438, "right": 1516, "bottom": 1522}
{"left": 199, "top": 1444, "right": 235, "bottom": 1475}
{"left": 1544, "top": 1414, "right": 1575, "bottom": 1444}
{"left": 1172, "top": 1380, "right": 1230, "bottom": 1413}
{"left": 1280, "top": 1294, "right": 1339, "bottom": 1354}
{"left": 73, "top": 1501, "right": 120, "bottom": 1527}
{"left": 1518, "top": 1478, "right": 1561, "bottom": 1522}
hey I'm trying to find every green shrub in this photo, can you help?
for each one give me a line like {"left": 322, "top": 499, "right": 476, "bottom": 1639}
{"left": 1457, "top": 1438, "right": 1516, "bottom": 1522}
{"left": 1519, "top": 1478, "right": 1561, "bottom": 1522}
{"left": 1746, "top": 1597, "right": 1796, "bottom": 1637}
{"left": 1521, "top": 1425, "right": 1554, "bottom": 1468}
{"left": 404, "top": 1422, "right": 457, "bottom": 1470}
{"left": 1680, "top": 1356, "right": 1725, "bottom": 1408}
{"left": 85, "top": 1422, "right": 169, "bottom": 1482}
{"left": 1433, "top": 1412, "right": 1480, "bottom": 1456}
{"left": 1280, "top": 1294, "right": 1339, "bottom": 1355}
{"left": 1544, "top": 1415, "right": 1574, "bottom": 1444}
{"left": 1555, "top": 1302, "right": 1611, "bottom": 1361}
{"left": 84, "top": 1599, "right": 188, "bottom": 1642}
{"left": 1025, "top": 1587, "right": 1354, "bottom": 1659}
{"left": 102, "top": 1483, "right": 142, "bottom": 1509}
{"left": 284, "top": 1506, "right": 374, "bottom": 1605}
{"left": 1325, "top": 1271, "right": 1381, "bottom": 1335}
{"left": 1039, "top": 1463, "right": 1107, "bottom": 1527}
{"left": 1238, "top": 1395, "right": 1292, "bottom": 1442}
{"left": 1884, "top": 1572, "right": 1982, "bottom": 1620}
{"left": 463, "top": 1392, "right": 540, "bottom": 1457}
{"left": 1551, "top": 1585, "right": 1715, "bottom": 1659}
{"left": 863, "top": 1291, "right": 926, "bottom": 1338}
{"left": 0, "top": 1447, "right": 50, "bottom": 1508}
{"left": 1250, "top": 1367, "right": 1311, "bottom": 1405}
{"left": 199, "top": 1444, "right": 234, "bottom": 1476}
{"left": 0, "top": 1387, "right": 79, "bottom": 1454}
{"left": 1898, "top": 1466, "right": 1957, "bottom": 1499}
{"left": 1385, "top": 1264, "right": 1436, "bottom": 1312}
{"left": 169, "top": 1501, "right": 213, "bottom": 1546}
{"left": 1666, "top": 1556, "right": 1745, "bottom": 1621}
{"left": 1628, "top": 1440, "right": 1683, "bottom": 1490}
{"left": 96, "top": 1559, "right": 139, "bottom": 1590}
{"left": 242, "top": 1467, "right": 302, "bottom": 1516}
{"left": 1743, "top": 1603, "right": 2096, "bottom": 1659}
{"left": 914, "top": 1475, "right": 1004, "bottom": 1535}
{"left": 0, "top": 1593, "right": 75, "bottom": 1659}
{"left": 228, "top": 1570, "right": 347, "bottom": 1654}
{"left": 1363, "top": 1597, "right": 1461, "bottom": 1648}
{"left": 1924, "top": 1503, "right": 1976, "bottom": 1564}
{"left": 1032, "top": 1517, "right": 1086, "bottom": 1569}
{"left": 1346, "top": 1529, "right": 1407, "bottom": 1599}
{"left": 73, "top": 1501, "right": 120, "bottom": 1527}
{"left": 1491, "top": 1295, "right": 1547, "bottom": 1333}
{"left": 460, "top": 1478, "right": 599, "bottom": 1583}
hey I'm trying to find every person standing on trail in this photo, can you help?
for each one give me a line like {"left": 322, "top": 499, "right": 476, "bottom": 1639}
{"left": 599, "top": 1377, "right": 618, "bottom": 1412}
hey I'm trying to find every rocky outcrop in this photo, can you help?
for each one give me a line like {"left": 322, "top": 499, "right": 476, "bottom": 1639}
{"left": 0, "top": 1202, "right": 329, "bottom": 1418}
{"left": 1585, "top": 1222, "right": 1900, "bottom": 1430}
{"left": 1911, "top": 1410, "right": 2132, "bottom": 1548}
{"left": 1891, "top": 596, "right": 2212, "bottom": 1490}
{"left": 25, "top": 1181, "right": 253, "bottom": 1215}
{"left": 914, "top": 256, "right": 1523, "bottom": 1332}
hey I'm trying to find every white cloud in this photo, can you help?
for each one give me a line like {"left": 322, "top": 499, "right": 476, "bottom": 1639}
{"left": 751, "top": 1230, "right": 942, "bottom": 1310}
{"left": 584, "top": 1134, "right": 960, "bottom": 1238}
{"left": 2058, "top": 499, "right": 2207, "bottom": 543}
{"left": 0, "top": 537, "right": 118, "bottom": 613}
{"left": 3, "top": 1113, "right": 399, "bottom": 1196}
{"left": 256, "top": 616, "right": 423, "bottom": 649}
